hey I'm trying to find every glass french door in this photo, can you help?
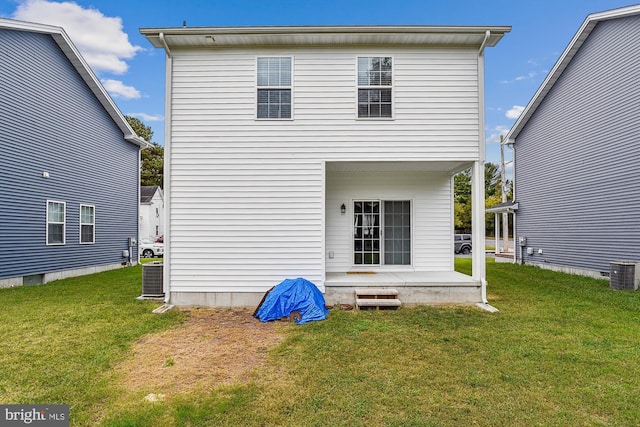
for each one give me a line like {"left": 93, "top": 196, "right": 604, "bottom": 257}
{"left": 354, "top": 201, "right": 380, "bottom": 265}
{"left": 354, "top": 200, "right": 411, "bottom": 266}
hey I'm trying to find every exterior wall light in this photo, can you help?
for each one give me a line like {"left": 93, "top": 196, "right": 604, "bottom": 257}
{"left": 340, "top": 203, "right": 346, "bottom": 214}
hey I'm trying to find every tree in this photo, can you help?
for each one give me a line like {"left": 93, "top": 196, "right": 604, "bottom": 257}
{"left": 126, "top": 115, "right": 164, "bottom": 188}
{"left": 454, "top": 169, "right": 472, "bottom": 233}
{"left": 453, "top": 162, "right": 506, "bottom": 234}
{"left": 140, "top": 143, "right": 164, "bottom": 188}
{"left": 126, "top": 115, "right": 153, "bottom": 142}
{"left": 484, "top": 162, "right": 501, "bottom": 198}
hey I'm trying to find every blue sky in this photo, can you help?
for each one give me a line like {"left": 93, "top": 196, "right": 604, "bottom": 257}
{"left": 1, "top": 0, "right": 636, "bottom": 167}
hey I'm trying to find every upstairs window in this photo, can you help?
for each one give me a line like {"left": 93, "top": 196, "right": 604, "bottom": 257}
{"left": 357, "top": 56, "right": 393, "bottom": 118}
{"left": 47, "top": 200, "right": 65, "bottom": 245}
{"left": 80, "top": 205, "right": 95, "bottom": 244}
{"left": 257, "top": 57, "right": 292, "bottom": 119}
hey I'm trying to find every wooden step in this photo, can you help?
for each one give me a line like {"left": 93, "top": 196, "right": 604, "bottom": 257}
{"left": 356, "top": 298, "right": 402, "bottom": 307}
{"left": 355, "top": 288, "right": 399, "bottom": 297}
{"left": 355, "top": 288, "right": 401, "bottom": 310}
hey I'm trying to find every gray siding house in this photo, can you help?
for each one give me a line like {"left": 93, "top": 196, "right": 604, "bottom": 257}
{"left": 506, "top": 5, "right": 640, "bottom": 277}
{"left": 0, "top": 19, "right": 147, "bottom": 287}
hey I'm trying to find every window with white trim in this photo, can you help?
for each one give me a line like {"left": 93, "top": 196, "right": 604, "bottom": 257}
{"left": 257, "top": 57, "right": 292, "bottom": 119}
{"left": 357, "top": 56, "right": 392, "bottom": 118}
{"left": 46, "top": 200, "right": 65, "bottom": 245}
{"left": 80, "top": 204, "right": 95, "bottom": 244}
{"left": 354, "top": 200, "right": 411, "bottom": 265}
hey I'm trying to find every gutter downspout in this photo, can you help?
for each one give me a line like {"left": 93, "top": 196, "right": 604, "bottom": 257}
{"left": 477, "top": 30, "right": 490, "bottom": 304}
{"left": 159, "top": 32, "right": 172, "bottom": 304}
{"left": 478, "top": 30, "right": 490, "bottom": 56}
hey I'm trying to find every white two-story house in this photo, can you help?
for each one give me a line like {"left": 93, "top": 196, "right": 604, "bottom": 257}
{"left": 139, "top": 185, "right": 164, "bottom": 241}
{"left": 141, "top": 25, "right": 509, "bottom": 308}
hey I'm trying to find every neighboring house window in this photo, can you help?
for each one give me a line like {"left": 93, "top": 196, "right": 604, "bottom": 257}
{"left": 155, "top": 207, "right": 159, "bottom": 217}
{"left": 46, "top": 200, "right": 65, "bottom": 245}
{"left": 257, "top": 57, "right": 292, "bottom": 119}
{"left": 80, "top": 205, "right": 95, "bottom": 244}
{"left": 357, "top": 56, "right": 392, "bottom": 118}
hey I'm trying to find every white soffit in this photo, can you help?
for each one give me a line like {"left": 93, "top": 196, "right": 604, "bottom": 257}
{"left": 141, "top": 25, "right": 510, "bottom": 49}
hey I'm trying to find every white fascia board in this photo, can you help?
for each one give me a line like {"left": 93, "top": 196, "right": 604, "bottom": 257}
{"left": 141, "top": 25, "right": 511, "bottom": 49}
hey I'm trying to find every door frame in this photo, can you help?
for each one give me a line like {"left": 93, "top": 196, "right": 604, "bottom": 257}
{"left": 351, "top": 198, "right": 413, "bottom": 267}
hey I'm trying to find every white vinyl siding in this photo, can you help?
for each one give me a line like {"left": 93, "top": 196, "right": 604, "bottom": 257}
{"left": 139, "top": 189, "right": 164, "bottom": 240}
{"left": 170, "top": 48, "right": 479, "bottom": 159}
{"left": 326, "top": 171, "right": 452, "bottom": 273}
{"left": 46, "top": 200, "right": 65, "bottom": 245}
{"left": 169, "top": 162, "right": 323, "bottom": 292}
{"left": 168, "top": 46, "right": 478, "bottom": 293}
{"left": 79, "top": 204, "right": 95, "bottom": 244}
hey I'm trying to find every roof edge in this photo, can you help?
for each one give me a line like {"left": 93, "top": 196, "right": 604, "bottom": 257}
{"left": 140, "top": 24, "right": 512, "bottom": 35}
{"left": 0, "top": 17, "right": 150, "bottom": 149}
{"left": 506, "top": 4, "right": 640, "bottom": 143}
{"left": 141, "top": 24, "right": 511, "bottom": 49}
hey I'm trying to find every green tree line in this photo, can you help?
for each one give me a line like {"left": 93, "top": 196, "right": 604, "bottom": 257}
{"left": 126, "top": 116, "right": 164, "bottom": 188}
{"left": 454, "top": 163, "right": 512, "bottom": 235}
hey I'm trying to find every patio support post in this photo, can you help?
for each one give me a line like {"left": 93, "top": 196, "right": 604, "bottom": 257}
{"left": 494, "top": 212, "right": 499, "bottom": 253}
{"left": 471, "top": 161, "right": 486, "bottom": 289}
{"left": 474, "top": 31, "right": 489, "bottom": 303}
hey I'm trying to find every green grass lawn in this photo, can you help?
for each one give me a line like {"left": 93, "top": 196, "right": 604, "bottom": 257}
{"left": 2, "top": 260, "right": 640, "bottom": 426}
{"left": 0, "top": 265, "right": 184, "bottom": 425}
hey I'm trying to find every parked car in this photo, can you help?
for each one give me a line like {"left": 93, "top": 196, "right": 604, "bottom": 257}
{"left": 140, "top": 238, "right": 164, "bottom": 258}
{"left": 454, "top": 234, "right": 472, "bottom": 254}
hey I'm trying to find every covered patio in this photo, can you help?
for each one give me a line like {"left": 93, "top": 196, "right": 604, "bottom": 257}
{"left": 324, "top": 271, "right": 481, "bottom": 306}
{"left": 486, "top": 201, "right": 518, "bottom": 263}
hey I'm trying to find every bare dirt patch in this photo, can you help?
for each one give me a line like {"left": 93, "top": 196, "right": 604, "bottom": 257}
{"left": 116, "top": 308, "right": 286, "bottom": 397}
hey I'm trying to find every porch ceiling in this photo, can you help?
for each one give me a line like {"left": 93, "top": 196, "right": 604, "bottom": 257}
{"left": 326, "top": 161, "right": 471, "bottom": 173}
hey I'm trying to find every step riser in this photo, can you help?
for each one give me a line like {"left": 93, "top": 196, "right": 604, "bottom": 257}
{"left": 354, "top": 288, "right": 401, "bottom": 310}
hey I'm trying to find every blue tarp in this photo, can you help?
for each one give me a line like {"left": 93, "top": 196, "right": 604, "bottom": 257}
{"left": 255, "top": 277, "right": 329, "bottom": 324}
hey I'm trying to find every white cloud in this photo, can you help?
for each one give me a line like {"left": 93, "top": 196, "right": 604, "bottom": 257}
{"left": 514, "top": 71, "right": 537, "bottom": 81}
{"left": 506, "top": 105, "right": 525, "bottom": 120}
{"left": 505, "top": 161, "right": 513, "bottom": 173}
{"left": 486, "top": 125, "right": 510, "bottom": 144}
{"left": 101, "top": 79, "right": 141, "bottom": 99}
{"left": 500, "top": 71, "right": 538, "bottom": 84}
{"left": 128, "top": 112, "right": 164, "bottom": 122}
{"left": 12, "top": 0, "right": 142, "bottom": 75}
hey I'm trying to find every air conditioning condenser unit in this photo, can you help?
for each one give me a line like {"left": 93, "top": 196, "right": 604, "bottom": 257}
{"left": 142, "top": 262, "right": 164, "bottom": 298}
{"left": 610, "top": 261, "right": 639, "bottom": 291}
